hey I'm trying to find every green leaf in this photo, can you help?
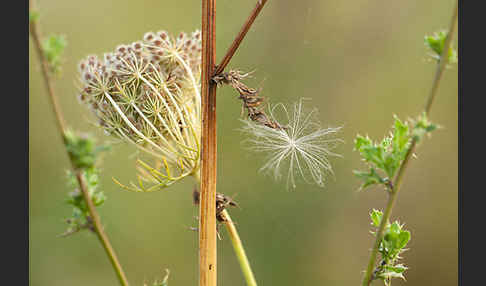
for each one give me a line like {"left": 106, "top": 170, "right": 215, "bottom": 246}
{"left": 64, "top": 130, "right": 108, "bottom": 170}
{"left": 397, "top": 230, "right": 411, "bottom": 249}
{"left": 448, "top": 48, "right": 458, "bottom": 64}
{"left": 424, "top": 30, "right": 457, "bottom": 64}
{"left": 29, "top": 11, "right": 40, "bottom": 22}
{"left": 354, "top": 168, "right": 385, "bottom": 189}
{"left": 389, "top": 221, "right": 401, "bottom": 235}
{"left": 424, "top": 31, "right": 446, "bottom": 56}
{"left": 412, "top": 112, "right": 438, "bottom": 141}
{"left": 355, "top": 134, "right": 387, "bottom": 171}
{"left": 92, "top": 191, "right": 106, "bottom": 206}
{"left": 63, "top": 131, "right": 108, "bottom": 235}
{"left": 382, "top": 155, "right": 398, "bottom": 179}
{"left": 355, "top": 135, "right": 372, "bottom": 152}
{"left": 370, "top": 209, "right": 383, "bottom": 227}
{"left": 66, "top": 189, "right": 83, "bottom": 208}
{"left": 361, "top": 145, "right": 386, "bottom": 169}
{"left": 42, "top": 34, "right": 67, "bottom": 73}
{"left": 392, "top": 116, "right": 410, "bottom": 155}
{"left": 384, "top": 264, "right": 408, "bottom": 274}
{"left": 354, "top": 116, "right": 410, "bottom": 179}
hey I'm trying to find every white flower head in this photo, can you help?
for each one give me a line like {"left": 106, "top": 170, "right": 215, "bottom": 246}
{"left": 239, "top": 98, "right": 342, "bottom": 189}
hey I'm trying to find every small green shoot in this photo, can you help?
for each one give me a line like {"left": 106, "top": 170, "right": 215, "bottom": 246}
{"left": 424, "top": 30, "right": 457, "bottom": 64}
{"left": 29, "top": 11, "right": 40, "bottom": 22}
{"left": 42, "top": 34, "right": 67, "bottom": 74}
{"left": 64, "top": 130, "right": 110, "bottom": 170}
{"left": 411, "top": 112, "right": 438, "bottom": 142}
{"left": 354, "top": 115, "right": 436, "bottom": 191}
{"left": 61, "top": 131, "right": 109, "bottom": 237}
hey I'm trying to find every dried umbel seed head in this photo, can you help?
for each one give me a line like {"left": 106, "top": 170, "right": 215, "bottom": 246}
{"left": 76, "top": 30, "right": 202, "bottom": 192}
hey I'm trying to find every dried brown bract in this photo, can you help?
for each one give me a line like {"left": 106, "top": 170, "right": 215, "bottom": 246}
{"left": 212, "top": 70, "right": 284, "bottom": 130}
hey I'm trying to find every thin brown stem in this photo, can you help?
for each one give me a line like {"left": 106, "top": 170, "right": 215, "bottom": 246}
{"left": 29, "top": 0, "right": 66, "bottom": 134}
{"left": 29, "top": 1, "right": 129, "bottom": 285}
{"left": 361, "top": 1, "right": 458, "bottom": 285}
{"left": 425, "top": 1, "right": 459, "bottom": 115}
{"left": 76, "top": 172, "right": 130, "bottom": 286}
{"left": 214, "top": 0, "right": 269, "bottom": 76}
{"left": 200, "top": 1, "right": 218, "bottom": 286}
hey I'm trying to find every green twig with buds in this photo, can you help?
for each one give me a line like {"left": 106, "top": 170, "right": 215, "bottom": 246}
{"left": 357, "top": 1, "right": 458, "bottom": 285}
{"left": 29, "top": 1, "right": 129, "bottom": 285}
{"left": 61, "top": 131, "right": 110, "bottom": 237}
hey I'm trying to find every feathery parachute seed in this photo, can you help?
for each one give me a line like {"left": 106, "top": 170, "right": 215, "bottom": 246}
{"left": 76, "top": 30, "right": 202, "bottom": 192}
{"left": 240, "top": 99, "right": 342, "bottom": 189}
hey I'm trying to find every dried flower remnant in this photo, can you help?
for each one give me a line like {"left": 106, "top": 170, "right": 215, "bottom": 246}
{"left": 240, "top": 99, "right": 342, "bottom": 189}
{"left": 191, "top": 188, "right": 239, "bottom": 240}
{"left": 193, "top": 189, "right": 239, "bottom": 222}
{"left": 76, "top": 30, "right": 203, "bottom": 191}
{"left": 213, "top": 70, "right": 283, "bottom": 129}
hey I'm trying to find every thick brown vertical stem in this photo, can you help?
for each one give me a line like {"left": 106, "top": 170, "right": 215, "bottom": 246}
{"left": 200, "top": 1, "right": 218, "bottom": 286}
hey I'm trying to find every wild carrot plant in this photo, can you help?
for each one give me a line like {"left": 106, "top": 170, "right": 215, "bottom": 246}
{"left": 30, "top": 0, "right": 457, "bottom": 285}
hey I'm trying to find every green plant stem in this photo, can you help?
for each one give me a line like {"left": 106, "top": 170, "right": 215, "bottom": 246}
{"left": 219, "top": 209, "right": 258, "bottom": 286}
{"left": 361, "top": 1, "right": 458, "bottom": 285}
{"left": 29, "top": 1, "right": 129, "bottom": 285}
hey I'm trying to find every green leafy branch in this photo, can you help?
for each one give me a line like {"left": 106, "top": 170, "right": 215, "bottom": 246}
{"left": 65, "top": 130, "right": 110, "bottom": 169}
{"left": 355, "top": 114, "right": 437, "bottom": 285}
{"left": 425, "top": 30, "right": 457, "bottom": 64}
{"left": 30, "top": 8, "right": 66, "bottom": 74}
{"left": 42, "top": 34, "right": 67, "bottom": 74}
{"left": 354, "top": 114, "right": 437, "bottom": 192}
{"left": 61, "top": 131, "right": 110, "bottom": 237}
{"left": 369, "top": 210, "right": 410, "bottom": 285}
{"left": 357, "top": 1, "right": 457, "bottom": 285}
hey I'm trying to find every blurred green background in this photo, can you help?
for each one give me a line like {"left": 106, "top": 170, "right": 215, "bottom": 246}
{"left": 29, "top": 0, "right": 458, "bottom": 285}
